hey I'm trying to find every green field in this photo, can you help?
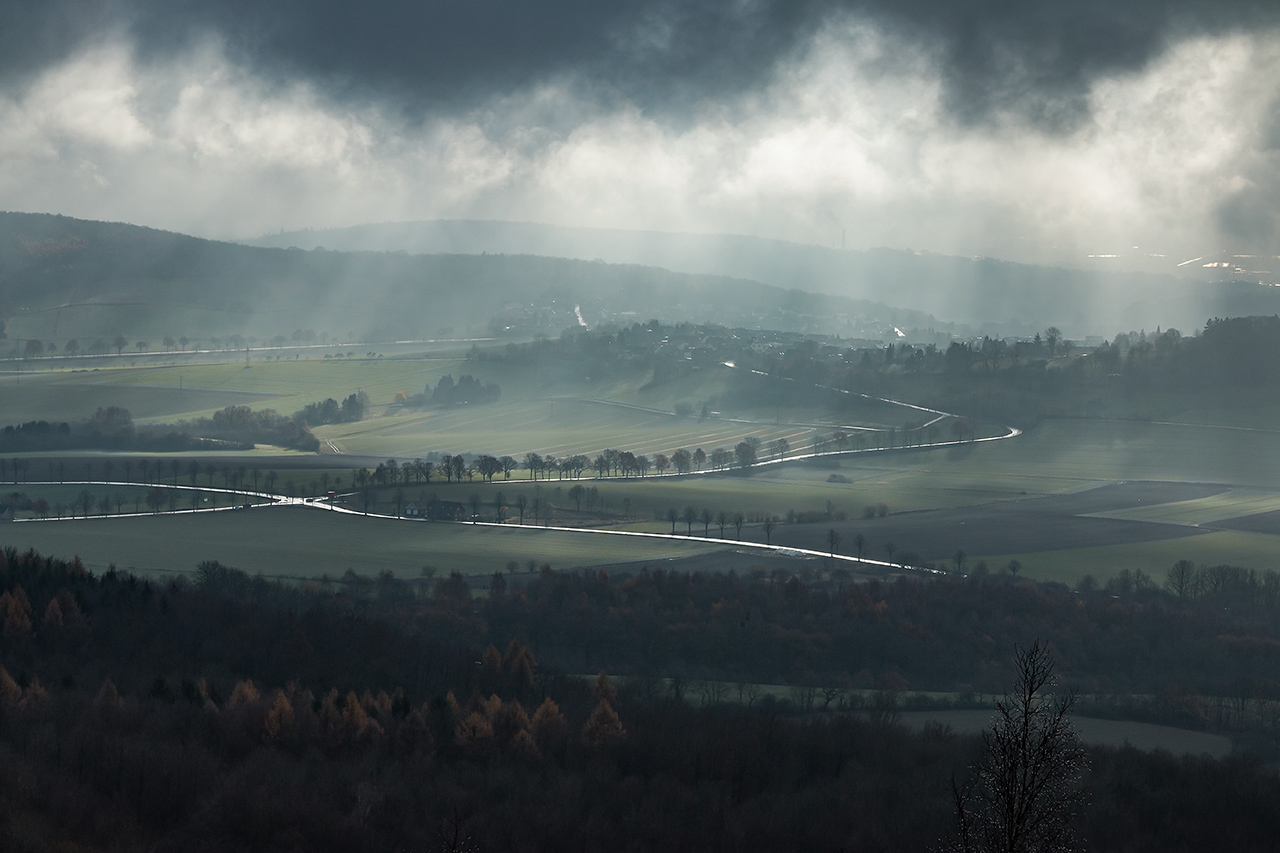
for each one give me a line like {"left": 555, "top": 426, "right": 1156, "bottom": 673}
{"left": 6, "top": 415, "right": 1280, "bottom": 589}
{"left": 0, "top": 350, "right": 494, "bottom": 423}
{"left": 0, "top": 367, "right": 280, "bottom": 424}
{"left": 1149, "top": 400, "right": 1280, "bottom": 432}
{"left": 3, "top": 353, "right": 936, "bottom": 444}
{"left": 981, "top": 530, "right": 1280, "bottom": 586}
{"left": 317, "top": 399, "right": 837, "bottom": 458}
{"left": 390, "top": 460, "right": 1033, "bottom": 524}
{"left": 1087, "top": 489, "right": 1280, "bottom": 526}
{"left": 350, "top": 443, "right": 1051, "bottom": 524}
{"left": 745, "top": 418, "right": 1280, "bottom": 511}
{"left": 579, "top": 418, "right": 1280, "bottom": 523}
{"left": 80, "top": 357, "right": 460, "bottom": 422}
{"left": 932, "top": 419, "right": 1280, "bottom": 488}
{"left": 3, "top": 483, "right": 162, "bottom": 517}
{"left": 2, "top": 481, "right": 280, "bottom": 516}
{"left": 14, "top": 346, "right": 1280, "bottom": 589}
{"left": 444, "top": 416, "right": 1280, "bottom": 521}
{"left": 1, "top": 505, "right": 726, "bottom": 578}
{"left": 327, "top": 417, "right": 1280, "bottom": 584}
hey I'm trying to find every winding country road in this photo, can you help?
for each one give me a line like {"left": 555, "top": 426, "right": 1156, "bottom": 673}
{"left": 3, "top": 365, "right": 1020, "bottom": 577}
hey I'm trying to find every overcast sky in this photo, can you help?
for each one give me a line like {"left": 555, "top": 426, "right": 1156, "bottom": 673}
{"left": 1, "top": 0, "right": 1278, "bottom": 265}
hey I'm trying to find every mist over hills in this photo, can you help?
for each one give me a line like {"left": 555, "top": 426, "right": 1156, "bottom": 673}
{"left": 251, "top": 220, "right": 1280, "bottom": 339}
{"left": 0, "top": 212, "right": 942, "bottom": 344}
{"left": 7, "top": 211, "right": 1279, "bottom": 349}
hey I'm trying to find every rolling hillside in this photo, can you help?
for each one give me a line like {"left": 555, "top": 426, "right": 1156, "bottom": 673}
{"left": 251, "top": 219, "right": 1280, "bottom": 337}
{"left": 0, "top": 212, "right": 944, "bottom": 345}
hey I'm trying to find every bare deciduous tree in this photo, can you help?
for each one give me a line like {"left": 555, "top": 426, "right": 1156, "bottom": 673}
{"left": 944, "top": 640, "right": 1086, "bottom": 853}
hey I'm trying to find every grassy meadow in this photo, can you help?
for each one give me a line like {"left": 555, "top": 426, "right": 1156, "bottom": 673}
{"left": 1086, "top": 489, "right": 1280, "bottom": 525}
{"left": 984, "top": 530, "right": 1280, "bottom": 587}
{"left": 0, "top": 355, "right": 458, "bottom": 424}
{"left": 1, "top": 505, "right": 727, "bottom": 579}
{"left": 315, "top": 399, "right": 833, "bottom": 458}
{"left": 12, "top": 347, "right": 1280, "bottom": 586}
{"left": 936, "top": 418, "right": 1280, "bottom": 488}
{"left": 0, "top": 367, "right": 279, "bottom": 424}
{"left": 376, "top": 458, "right": 1039, "bottom": 526}
{"left": 1, "top": 351, "right": 935, "bottom": 437}
{"left": 2, "top": 483, "right": 162, "bottom": 517}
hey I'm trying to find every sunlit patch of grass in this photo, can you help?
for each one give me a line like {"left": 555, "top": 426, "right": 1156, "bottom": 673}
{"left": 1086, "top": 489, "right": 1280, "bottom": 525}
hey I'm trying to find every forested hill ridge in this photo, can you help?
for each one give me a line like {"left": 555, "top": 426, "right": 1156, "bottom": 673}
{"left": 0, "top": 212, "right": 944, "bottom": 344}
{"left": 707, "top": 314, "right": 1280, "bottom": 428}
{"left": 250, "top": 219, "right": 1280, "bottom": 337}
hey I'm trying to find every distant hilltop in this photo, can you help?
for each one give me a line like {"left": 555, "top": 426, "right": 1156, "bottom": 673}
{"left": 0, "top": 212, "right": 940, "bottom": 345}
{"left": 247, "top": 219, "right": 1280, "bottom": 338}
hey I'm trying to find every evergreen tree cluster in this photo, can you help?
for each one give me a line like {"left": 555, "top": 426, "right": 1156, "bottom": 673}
{"left": 294, "top": 391, "right": 369, "bottom": 426}
{"left": 427, "top": 374, "right": 501, "bottom": 406}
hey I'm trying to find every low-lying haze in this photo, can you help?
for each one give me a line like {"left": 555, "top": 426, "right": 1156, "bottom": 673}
{"left": 1, "top": 1, "right": 1278, "bottom": 265}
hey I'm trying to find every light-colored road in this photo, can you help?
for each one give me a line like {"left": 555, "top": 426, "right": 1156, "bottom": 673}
{"left": 2, "top": 363, "right": 1017, "bottom": 577}
{"left": 6, "top": 480, "right": 934, "bottom": 575}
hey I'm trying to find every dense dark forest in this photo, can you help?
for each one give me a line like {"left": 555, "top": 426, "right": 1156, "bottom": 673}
{"left": 2, "top": 547, "right": 1280, "bottom": 851}
{"left": 475, "top": 565, "right": 1280, "bottom": 708}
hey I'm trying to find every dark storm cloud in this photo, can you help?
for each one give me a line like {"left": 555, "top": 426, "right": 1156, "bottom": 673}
{"left": 875, "top": 0, "right": 1279, "bottom": 130}
{"left": 0, "top": 0, "right": 117, "bottom": 82}
{"left": 6, "top": 0, "right": 1280, "bottom": 129}
{"left": 3, "top": 0, "right": 1278, "bottom": 258}
{"left": 124, "top": 0, "right": 822, "bottom": 120}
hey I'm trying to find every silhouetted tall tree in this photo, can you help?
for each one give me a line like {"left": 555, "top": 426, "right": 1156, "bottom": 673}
{"left": 945, "top": 641, "right": 1086, "bottom": 853}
